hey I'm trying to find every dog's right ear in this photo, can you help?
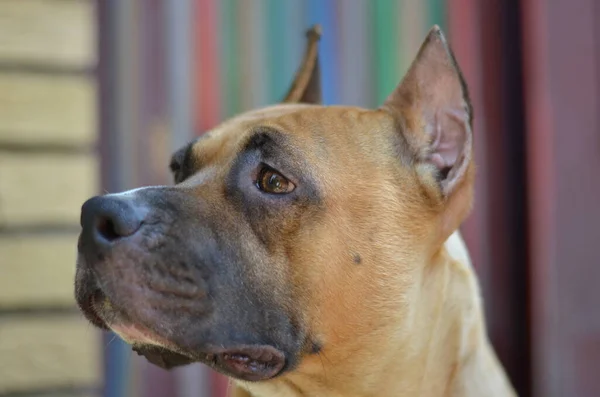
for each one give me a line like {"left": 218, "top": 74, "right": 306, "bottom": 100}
{"left": 282, "top": 25, "right": 322, "bottom": 104}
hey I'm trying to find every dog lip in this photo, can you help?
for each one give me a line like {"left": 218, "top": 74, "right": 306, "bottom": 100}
{"left": 210, "top": 345, "right": 286, "bottom": 381}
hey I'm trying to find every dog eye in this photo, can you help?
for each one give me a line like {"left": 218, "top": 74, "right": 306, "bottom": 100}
{"left": 256, "top": 166, "right": 295, "bottom": 194}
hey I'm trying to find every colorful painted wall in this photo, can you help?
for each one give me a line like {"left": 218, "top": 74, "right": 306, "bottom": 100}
{"left": 2, "top": 1, "right": 596, "bottom": 397}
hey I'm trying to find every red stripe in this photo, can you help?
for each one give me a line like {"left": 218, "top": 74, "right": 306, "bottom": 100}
{"left": 520, "top": 0, "right": 556, "bottom": 395}
{"left": 194, "top": 0, "right": 221, "bottom": 134}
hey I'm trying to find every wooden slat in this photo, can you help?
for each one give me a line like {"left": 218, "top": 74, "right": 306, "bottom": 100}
{"left": 0, "top": 0, "right": 96, "bottom": 68}
{"left": 238, "top": 0, "right": 268, "bottom": 110}
{"left": 219, "top": 0, "right": 240, "bottom": 119}
{"left": 338, "top": 1, "right": 374, "bottom": 107}
{"left": 305, "top": 0, "right": 339, "bottom": 105}
{"left": 0, "top": 234, "right": 79, "bottom": 307}
{"left": 0, "top": 153, "right": 98, "bottom": 226}
{"left": 371, "top": 0, "right": 400, "bottom": 104}
{"left": 522, "top": 0, "right": 600, "bottom": 396}
{"left": 194, "top": 0, "right": 221, "bottom": 132}
{"left": 0, "top": 73, "right": 96, "bottom": 146}
{"left": 0, "top": 315, "right": 101, "bottom": 393}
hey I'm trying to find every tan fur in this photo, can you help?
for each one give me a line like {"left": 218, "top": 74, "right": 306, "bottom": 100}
{"left": 182, "top": 102, "right": 515, "bottom": 396}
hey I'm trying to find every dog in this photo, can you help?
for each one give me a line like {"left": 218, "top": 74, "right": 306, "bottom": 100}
{"left": 75, "top": 25, "right": 517, "bottom": 396}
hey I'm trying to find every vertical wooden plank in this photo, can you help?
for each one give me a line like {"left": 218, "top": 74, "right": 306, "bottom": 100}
{"left": 520, "top": 0, "right": 557, "bottom": 395}
{"left": 522, "top": 0, "right": 600, "bottom": 396}
{"left": 238, "top": 0, "right": 267, "bottom": 110}
{"left": 306, "top": 0, "right": 340, "bottom": 104}
{"left": 371, "top": 0, "right": 399, "bottom": 104}
{"left": 194, "top": 0, "right": 221, "bottom": 133}
{"left": 479, "top": 1, "right": 529, "bottom": 393}
{"left": 338, "top": 0, "right": 374, "bottom": 107}
{"left": 265, "top": 0, "right": 286, "bottom": 102}
{"left": 218, "top": 0, "right": 240, "bottom": 119}
{"left": 427, "top": 0, "right": 447, "bottom": 31}
{"left": 166, "top": 0, "right": 194, "bottom": 150}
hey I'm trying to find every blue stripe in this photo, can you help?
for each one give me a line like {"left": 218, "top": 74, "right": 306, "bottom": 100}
{"left": 306, "top": 0, "right": 340, "bottom": 105}
{"left": 338, "top": 1, "right": 374, "bottom": 107}
{"left": 266, "top": 0, "right": 288, "bottom": 102}
{"left": 104, "top": 333, "right": 131, "bottom": 397}
{"left": 165, "top": 0, "right": 194, "bottom": 150}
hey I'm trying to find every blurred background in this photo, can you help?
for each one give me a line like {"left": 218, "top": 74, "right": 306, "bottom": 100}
{"left": 0, "top": 0, "right": 598, "bottom": 396}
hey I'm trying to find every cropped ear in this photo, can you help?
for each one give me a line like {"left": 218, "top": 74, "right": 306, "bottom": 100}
{"left": 382, "top": 26, "right": 474, "bottom": 238}
{"left": 282, "top": 25, "right": 322, "bottom": 104}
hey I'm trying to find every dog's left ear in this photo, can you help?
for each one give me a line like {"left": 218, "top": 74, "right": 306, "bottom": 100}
{"left": 282, "top": 25, "right": 322, "bottom": 104}
{"left": 382, "top": 26, "right": 474, "bottom": 239}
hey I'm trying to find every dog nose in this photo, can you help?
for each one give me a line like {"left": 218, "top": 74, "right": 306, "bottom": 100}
{"left": 80, "top": 195, "right": 145, "bottom": 246}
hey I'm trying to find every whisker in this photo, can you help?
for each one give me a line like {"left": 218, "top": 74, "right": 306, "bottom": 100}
{"left": 105, "top": 334, "right": 118, "bottom": 350}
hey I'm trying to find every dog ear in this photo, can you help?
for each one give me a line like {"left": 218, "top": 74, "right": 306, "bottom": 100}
{"left": 282, "top": 25, "right": 322, "bottom": 104}
{"left": 382, "top": 26, "right": 474, "bottom": 238}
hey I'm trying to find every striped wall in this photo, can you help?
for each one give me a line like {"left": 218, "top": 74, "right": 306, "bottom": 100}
{"left": 98, "top": 1, "right": 448, "bottom": 396}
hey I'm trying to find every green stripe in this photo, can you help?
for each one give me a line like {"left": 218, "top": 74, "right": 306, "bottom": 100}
{"left": 427, "top": 0, "right": 447, "bottom": 31}
{"left": 372, "top": 0, "right": 400, "bottom": 104}
{"left": 220, "top": 0, "right": 240, "bottom": 118}
{"left": 265, "top": 0, "right": 289, "bottom": 102}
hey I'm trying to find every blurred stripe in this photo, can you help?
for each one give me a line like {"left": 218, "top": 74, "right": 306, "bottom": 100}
{"left": 282, "top": 0, "right": 305, "bottom": 98}
{"left": 219, "top": 0, "right": 240, "bottom": 118}
{"left": 338, "top": 0, "right": 374, "bottom": 107}
{"left": 265, "top": 0, "right": 287, "bottom": 102}
{"left": 306, "top": 0, "right": 340, "bottom": 104}
{"left": 238, "top": 0, "right": 267, "bottom": 110}
{"left": 427, "top": 0, "right": 447, "bottom": 30}
{"left": 165, "top": 0, "right": 194, "bottom": 150}
{"left": 372, "top": 0, "right": 400, "bottom": 104}
{"left": 194, "top": 0, "right": 221, "bottom": 132}
{"left": 400, "top": 0, "right": 426, "bottom": 74}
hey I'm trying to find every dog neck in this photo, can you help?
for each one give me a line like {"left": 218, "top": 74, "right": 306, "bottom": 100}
{"left": 236, "top": 232, "right": 515, "bottom": 397}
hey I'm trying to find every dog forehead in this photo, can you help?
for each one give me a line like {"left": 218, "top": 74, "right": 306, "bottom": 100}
{"left": 185, "top": 104, "right": 391, "bottom": 178}
{"left": 188, "top": 104, "right": 315, "bottom": 161}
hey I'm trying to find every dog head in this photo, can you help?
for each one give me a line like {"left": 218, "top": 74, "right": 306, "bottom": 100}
{"left": 75, "top": 26, "right": 473, "bottom": 385}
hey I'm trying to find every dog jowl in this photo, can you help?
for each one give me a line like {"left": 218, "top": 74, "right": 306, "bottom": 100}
{"left": 75, "top": 26, "right": 516, "bottom": 396}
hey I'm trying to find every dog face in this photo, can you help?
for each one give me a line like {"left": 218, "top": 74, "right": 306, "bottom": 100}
{"left": 75, "top": 26, "right": 473, "bottom": 384}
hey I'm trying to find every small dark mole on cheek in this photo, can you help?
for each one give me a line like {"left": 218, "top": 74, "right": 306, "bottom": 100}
{"left": 311, "top": 341, "right": 322, "bottom": 354}
{"left": 353, "top": 253, "right": 362, "bottom": 265}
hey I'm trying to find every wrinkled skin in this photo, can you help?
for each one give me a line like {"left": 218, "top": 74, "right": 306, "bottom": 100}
{"left": 75, "top": 26, "right": 516, "bottom": 396}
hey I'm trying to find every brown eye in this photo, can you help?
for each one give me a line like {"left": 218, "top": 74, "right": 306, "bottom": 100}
{"left": 257, "top": 167, "right": 295, "bottom": 194}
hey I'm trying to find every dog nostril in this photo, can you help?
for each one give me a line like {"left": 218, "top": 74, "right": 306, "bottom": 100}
{"left": 95, "top": 216, "right": 121, "bottom": 242}
{"left": 81, "top": 195, "right": 146, "bottom": 246}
